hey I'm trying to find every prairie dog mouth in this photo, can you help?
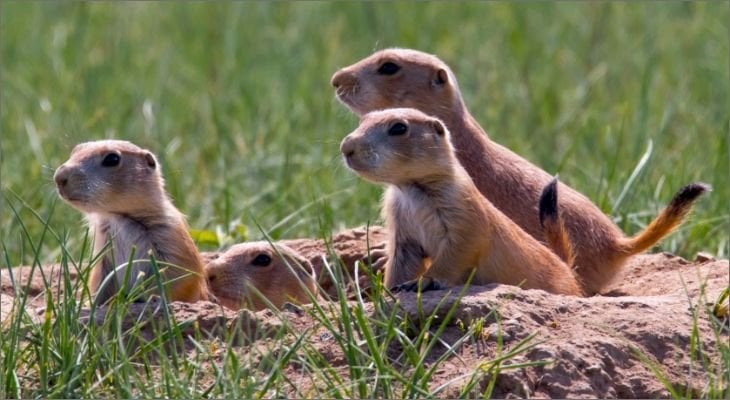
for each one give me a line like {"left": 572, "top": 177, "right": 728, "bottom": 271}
{"left": 335, "top": 84, "right": 360, "bottom": 103}
{"left": 342, "top": 151, "right": 378, "bottom": 173}
{"left": 342, "top": 155, "right": 360, "bottom": 171}
{"left": 56, "top": 189, "right": 86, "bottom": 204}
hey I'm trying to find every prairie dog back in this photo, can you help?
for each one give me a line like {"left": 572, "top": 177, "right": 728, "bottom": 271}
{"left": 341, "top": 108, "right": 583, "bottom": 296}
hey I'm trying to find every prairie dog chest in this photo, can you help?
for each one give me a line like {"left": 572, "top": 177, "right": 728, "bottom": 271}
{"left": 92, "top": 215, "right": 156, "bottom": 277}
{"left": 385, "top": 185, "right": 458, "bottom": 251}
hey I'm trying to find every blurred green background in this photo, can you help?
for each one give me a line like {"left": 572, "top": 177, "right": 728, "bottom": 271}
{"left": 2, "top": 2, "right": 728, "bottom": 266}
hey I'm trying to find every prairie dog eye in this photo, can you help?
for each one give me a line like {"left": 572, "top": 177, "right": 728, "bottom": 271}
{"left": 251, "top": 254, "right": 272, "bottom": 267}
{"left": 388, "top": 122, "right": 408, "bottom": 136}
{"left": 377, "top": 62, "right": 400, "bottom": 75}
{"left": 101, "top": 153, "right": 121, "bottom": 167}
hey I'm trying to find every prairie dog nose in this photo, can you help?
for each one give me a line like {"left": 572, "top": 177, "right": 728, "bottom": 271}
{"left": 340, "top": 135, "right": 356, "bottom": 157}
{"left": 331, "top": 69, "right": 356, "bottom": 88}
{"left": 54, "top": 165, "right": 70, "bottom": 188}
{"left": 207, "top": 270, "right": 217, "bottom": 284}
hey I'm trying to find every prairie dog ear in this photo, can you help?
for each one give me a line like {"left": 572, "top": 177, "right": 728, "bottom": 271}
{"left": 293, "top": 254, "right": 315, "bottom": 278}
{"left": 430, "top": 119, "right": 446, "bottom": 136}
{"left": 432, "top": 68, "right": 449, "bottom": 87}
{"left": 277, "top": 244, "right": 315, "bottom": 277}
{"left": 299, "top": 258, "right": 316, "bottom": 281}
{"left": 143, "top": 151, "right": 157, "bottom": 169}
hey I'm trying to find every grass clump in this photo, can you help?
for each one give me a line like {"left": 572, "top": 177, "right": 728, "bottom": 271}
{"left": 2, "top": 2, "right": 727, "bottom": 264}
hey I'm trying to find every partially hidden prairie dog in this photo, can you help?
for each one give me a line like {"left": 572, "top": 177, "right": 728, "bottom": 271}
{"left": 54, "top": 140, "right": 209, "bottom": 304}
{"left": 331, "top": 48, "right": 710, "bottom": 295}
{"left": 205, "top": 242, "right": 318, "bottom": 310}
{"left": 340, "top": 108, "right": 583, "bottom": 296}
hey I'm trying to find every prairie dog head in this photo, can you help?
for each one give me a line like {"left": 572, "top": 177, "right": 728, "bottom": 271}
{"left": 54, "top": 140, "right": 164, "bottom": 215}
{"left": 331, "top": 48, "right": 463, "bottom": 117}
{"left": 205, "top": 242, "right": 317, "bottom": 311}
{"left": 340, "top": 108, "right": 455, "bottom": 185}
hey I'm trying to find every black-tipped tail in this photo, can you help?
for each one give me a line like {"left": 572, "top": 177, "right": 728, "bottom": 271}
{"left": 666, "top": 182, "right": 711, "bottom": 217}
{"left": 620, "top": 181, "right": 711, "bottom": 255}
{"left": 538, "top": 176, "right": 576, "bottom": 267}
{"left": 539, "top": 176, "right": 560, "bottom": 227}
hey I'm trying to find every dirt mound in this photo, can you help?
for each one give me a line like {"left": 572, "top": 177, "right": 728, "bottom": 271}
{"left": 2, "top": 226, "right": 728, "bottom": 398}
{"left": 396, "top": 281, "right": 725, "bottom": 397}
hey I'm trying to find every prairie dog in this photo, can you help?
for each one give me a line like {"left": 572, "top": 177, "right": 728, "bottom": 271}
{"left": 331, "top": 48, "right": 710, "bottom": 294}
{"left": 54, "top": 140, "right": 208, "bottom": 304}
{"left": 205, "top": 242, "right": 318, "bottom": 310}
{"left": 340, "top": 108, "right": 583, "bottom": 296}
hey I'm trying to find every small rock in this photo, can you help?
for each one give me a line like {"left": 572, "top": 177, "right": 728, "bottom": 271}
{"left": 660, "top": 252, "right": 689, "bottom": 264}
{"left": 282, "top": 302, "right": 304, "bottom": 316}
{"left": 694, "top": 252, "right": 715, "bottom": 263}
{"left": 488, "top": 325, "right": 513, "bottom": 341}
{"left": 585, "top": 363, "right": 603, "bottom": 374}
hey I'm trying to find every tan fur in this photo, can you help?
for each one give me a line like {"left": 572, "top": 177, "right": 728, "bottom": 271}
{"left": 54, "top": 140, "right": 208, "bottom": 304}
{"left": 340, "top": 108, "right": 583, "bottom": 296}
{"left": 205, "top": 242, "right": 318, "bottom": 310}
{"left": 543, "top": 215, "right": 576, "bottom": 267}
{"left": 332, "top": 48, "right": 708, "bottom": 295}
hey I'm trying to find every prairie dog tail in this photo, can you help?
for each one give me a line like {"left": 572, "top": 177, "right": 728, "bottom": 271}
{"left": 539, "top": 177, "right": 576, "bottom": 267}
{"left": 618, "top": 182, "right": 711, "bottom": 255}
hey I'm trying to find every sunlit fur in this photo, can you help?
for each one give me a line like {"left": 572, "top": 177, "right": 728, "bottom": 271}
{"left": 54, "top": 140, "right": 209, "bottom": 304}
{"left": 332, "top": 48, "right": 709, "bottom": 295}
{"left": 341, "top": 108, "right": 583, "bottom": 296}
{"left": 205, "top": 242, "right": 318, "bottom": 310}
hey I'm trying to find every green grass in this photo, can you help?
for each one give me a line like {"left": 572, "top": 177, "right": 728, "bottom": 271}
{"left": 1, "top": 2, "right": 728, "bottom": 398}
{"left": 1, "top": 208, "right": 530, "bottom": 398}
{"left": 2, "top": 2, "right": 728, "bottom": 263}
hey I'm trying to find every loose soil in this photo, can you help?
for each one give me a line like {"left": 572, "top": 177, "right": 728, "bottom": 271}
{"left": 2, "top": 226, "right": 728, "bottom": 398}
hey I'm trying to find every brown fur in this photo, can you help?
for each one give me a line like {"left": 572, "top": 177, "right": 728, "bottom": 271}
{"left": 340, "top": 108, "right": 583, "bottom": 296}
{"left": 331, "top": 48, "right": 710, "bottom": 294}
{"left": 205, "top": 242, "right": 318, "bottom": 310}
{"left": 54, "top": 140, "right": 208, "bottom": 304}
